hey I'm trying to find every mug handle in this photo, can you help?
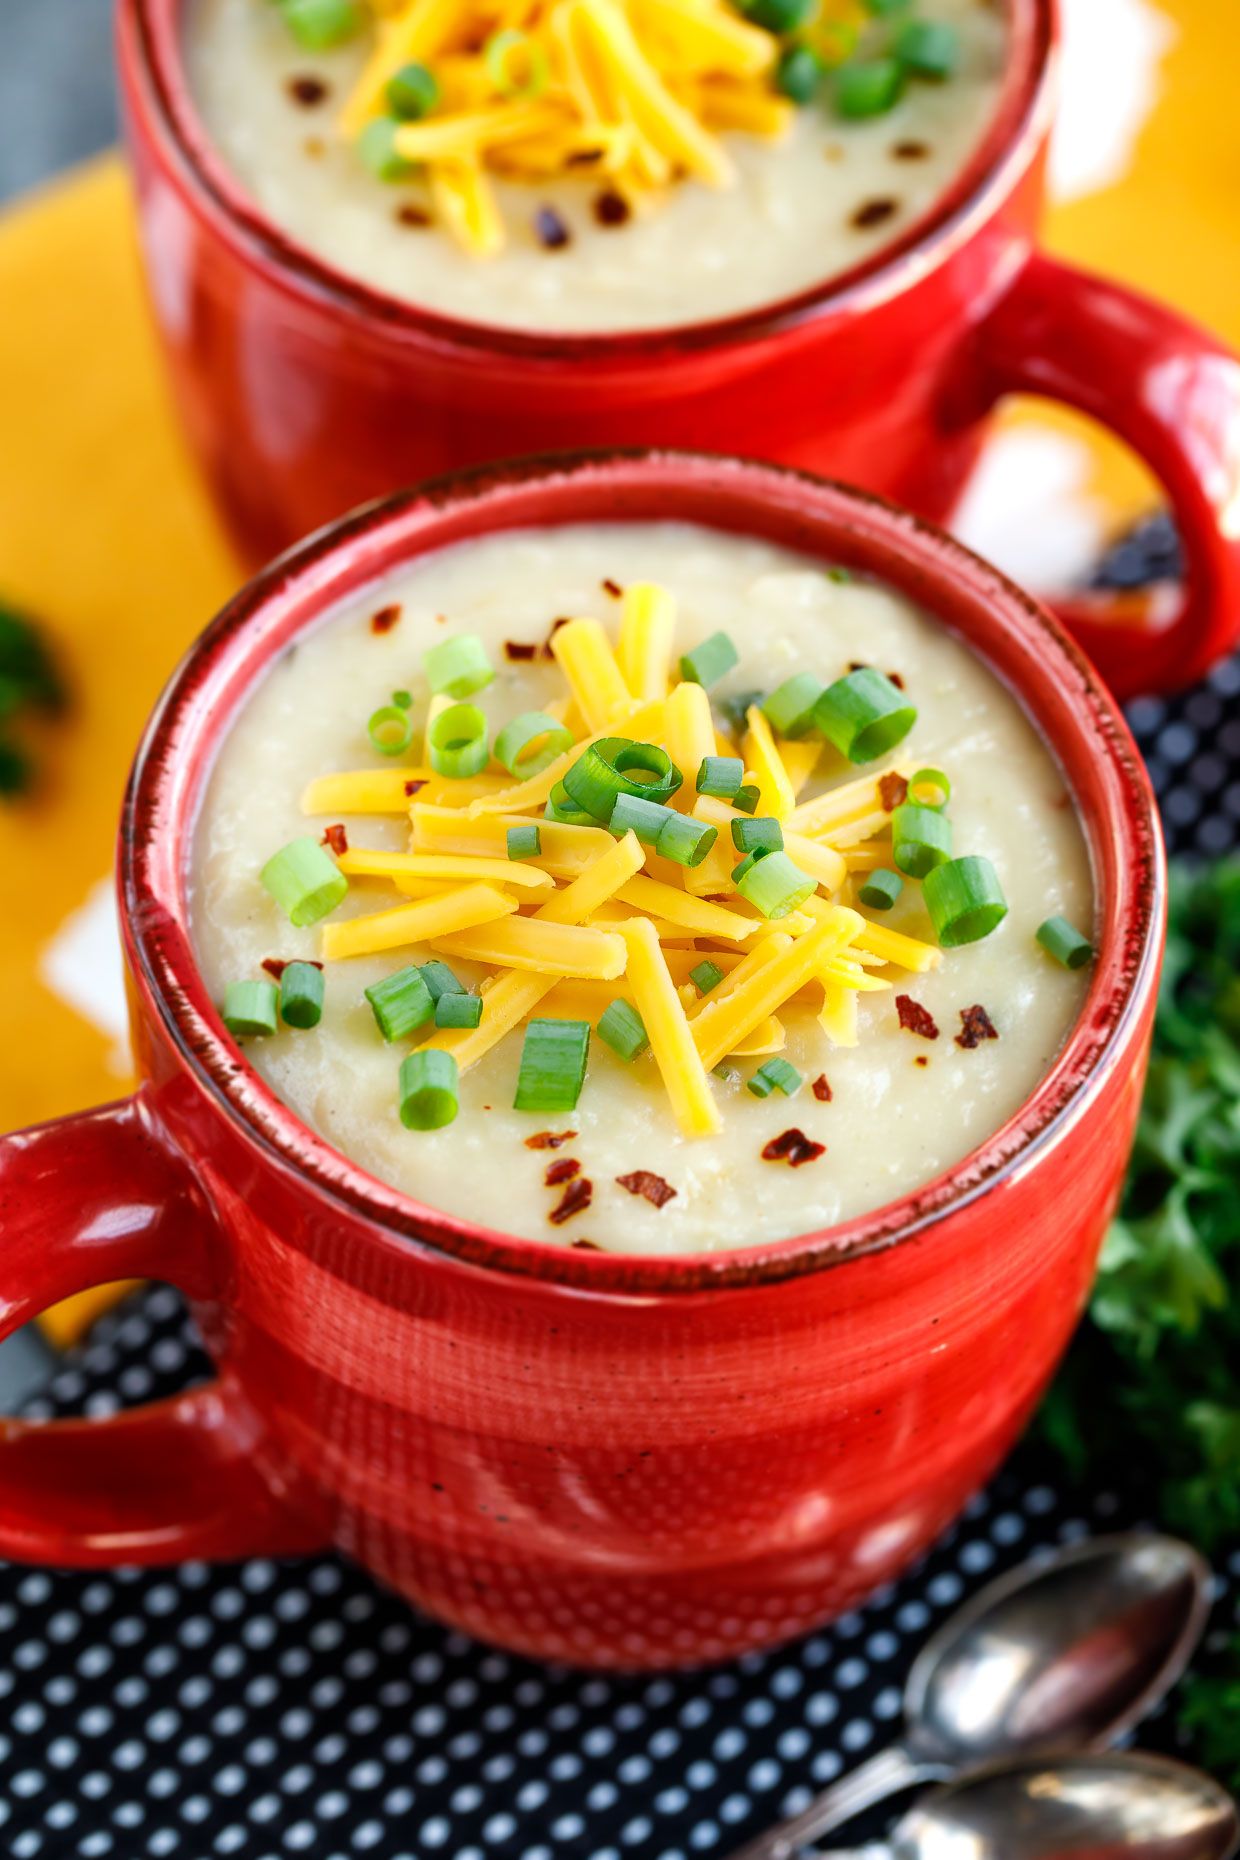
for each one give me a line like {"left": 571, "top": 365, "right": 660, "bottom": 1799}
{"left": 969, "top": 250, "right": 1240, "bottom": 699}
{"left": 0, "top": 1095, "right": 328, "bottom": 1565}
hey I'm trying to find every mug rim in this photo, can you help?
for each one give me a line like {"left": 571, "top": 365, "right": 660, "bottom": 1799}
{"left": 120, "top": 448, "right": 1164, "bottom": 1295}
{"left": 124, "top": 0, "right": 1052, "bottom": 361}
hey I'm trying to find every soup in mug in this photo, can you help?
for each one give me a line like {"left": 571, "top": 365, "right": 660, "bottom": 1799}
{"left": 190, "top": 521, "right": 1093, "bottom": 1254}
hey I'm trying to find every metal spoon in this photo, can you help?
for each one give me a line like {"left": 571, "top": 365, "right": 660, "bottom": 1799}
{"left": 726, "top": 1533, "right": 1209, "bottom": 1860}
{"left": 815, "top": 1752, "right": 1238, "bottom": 1860}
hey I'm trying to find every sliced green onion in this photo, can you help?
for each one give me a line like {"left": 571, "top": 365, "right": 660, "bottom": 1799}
{"left": 679, "top": 631, "right": 739, "bottom": 690}
{"left": 368, "top": 704, "right": 414, "bottom": 756}
{"left": 435, "top": 991, "right": 482, "bottom": 1029}
{"left": 366, "top": 965, "right": 434, "bottom": 1041}
{"left": 507, "top": 823, "right": 542, "bottom": 861}
{"left": 731, "top": 848, "right": 768, "bottom": 885}
{"left": 545, "top": 781, "right": 598, "bottom": 827}
{"left": 731, "top": 815, "right": 783, "bottom": 856}
{"left": 690, "top": 960, "right": 725, "bottom": 995}
{"left": 386, "top": 61, "right": 439, "bottom": 120}
{"left": 260, "top": 837, "right": 348, "bottom": 927}
{"left": 279, "top": 961, "right": 325, "bottom": 1029}
{"left": 429, "top": 702, "right": 489, "bottom": 779}
{"left": 597, "top": 998, "right": 649, "bottom": 1063}
{"left": 762, "top": 674, "right": 826, "bottom": 740}
{"left": 733, "top": 784, "right": 760, "bottom": 816}
{"left": 222, "top": 979, "right": 278, "bottom": 1038}
{"left": 742, "top": 0, "right": 814, "bottom": 30}
{"left": 895, "top": 18, "right": 959, "bottom": 77}
{"left": 835, "top": 56, "right": 905, "bottom": 119}
{"left": 281, "top": 0, "right": 362, "bottom": 51}
{"left": 747, "top": 1057, "right": 802, "bottom": 1099}
{"left": 609, "top": 791, "right": 676, "bottom": 844}
{"left": 399, "top": 1049, "right": 459, "bottom": 1130}
{"left": 891, "top": 802, "right": 953, "bottom": 879}
{"left": 697, "top": 754, "right": 744, "bottom": 799}
{"left": 494, "top": 711, "right": 573, "bottom": 779}
{"left": 562, "top": 737, "right": 681, "bottom": 819}
{"left": 924, "top": 856, "right": 1009, "bottom": 947}
{"left": 485, "top": 28, "right": 549, "bottom": 99}
{"left": 422, "top": 634, "right": 494, "bottom": 700}
{"left": 861, "top": 0, "right": 915, "bottom": 14}
{"left": 514, "top": 1019, "right": 590, "bottom": 1113}
{"left": 908, "top": 767, "right": 951, "bottom": 810}
{"left": 813, "top": 668, "right": 917, "bottom": 763}
{"left": 357, "top": 117, "right": 416, "bottom": 183}
{"left": 858, "top": 868, "right": 904, "bottom": 911}
{"left": 419, "top": 960, "right": 465, "bottom": 1001}
{"left": 827, "top": 566, "right": 852, "bottom": 583}
{"left": 777, "top": 43, "right": 826, "bottom": 104}
{"left": 1036, "top": 915, "right": 1094, "bottom": 970}
{"left": 736, "top": 850, "right": 815, "bottom": 920}
{"left": 656, "top": 813, "right": 717, "bottom": 869}
{"left": 717, "top": 689, "right": 766, "bottom": 737}
{"left": 392, "top": 688, "right": 413, "bottom": 710}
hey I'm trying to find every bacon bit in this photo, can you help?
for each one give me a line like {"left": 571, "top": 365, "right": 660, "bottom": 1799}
{"left": 542, "top": 616, "right": 571, "bottom": 659}
{"left": 287, "top": 74, "right": 329, "bottom": 107}
{"left": 594, "top": 189, "right": 631, "bottom": 227}
{"left": 535, "top": 206, "right": 571, "bottom": 250}
{"left": 914, "top": 1055, "right": 929, "bottom": 1068}
{"left": 896, "top": 994, "right": 940, "bottom": 1041}
{"left": 811, "top": 1074, "right": 833, "bottom": 1103}
{"left": 370, "top": 603, "right": 402, "bottom": 634}
{"left": 321, "top": 823, "right": 348, "bottom": 856}
{"left": 396, "top": 204, "right": 432, "bottom": 229}
{"left": 852, "top": 197, "right": 900, "bottom": 230}
{"left": 956, "top": 1004, "right": 999, "bottom": 1050}
{"left": 525, "top": 1130, "right": 577, "bottom": 1150}
{"left": 893, "top": 139, "right": 930, "bottom": 161}
{"left": 262, "top": 957, "right": 324, "bottom": 981}
{"left": 566, "top": 147, "right": 604, "bottom": 167}
{"left": 762, "top": 1129, "right": 826, "bottom": 1168}
{"left": 879, "top": 772, "right": 908, "bottom": 812}
{"left": 545, "top": 1157, "right": 581, "bottom": 1186}
{"left": 404, "top": 779, "right": 427, "bottom": 798}
{"left": 571, "top": 1236, "right": 604, "bottom": 1250}
{"left": 848, "top": 661, "right": 870, "bottom": 673}
{"left": 602, "top": 578, "right": 623, "bottom": 598}
{"left": 504, "top": 640, "right": 537, "bottom": 661}
{"left": 549, "top": 1177, "right": 593, "bottom": 1224}
{"left": 616, "top": 1170, "right": 677, "bottom": 1209}
{"left": 888, "top": 671, "right": 906, "bottom": 690}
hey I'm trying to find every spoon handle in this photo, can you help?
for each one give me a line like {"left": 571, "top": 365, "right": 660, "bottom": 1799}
{"left": 721, "top": 1742, "right": 948, "bottom": 1860}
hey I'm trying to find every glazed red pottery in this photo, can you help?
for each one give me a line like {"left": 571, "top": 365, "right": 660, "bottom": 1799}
{"left": 117, "top": 0, "right": 1240, "bottom": 699}
{"left": 0, "top": 454, "right": 1163, "bottom": 1671}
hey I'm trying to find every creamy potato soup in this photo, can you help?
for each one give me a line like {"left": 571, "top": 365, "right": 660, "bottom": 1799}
{"left": 191, "top": 522, "right": 1093, "bottom": 1254}
{"left": 185, "top": 0, "right": 1006, "bottom": 332}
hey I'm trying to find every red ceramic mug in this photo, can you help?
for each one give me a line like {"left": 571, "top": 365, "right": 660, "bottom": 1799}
{"left": 0, "top": 453, "right": 1162, "bottom": 1670}
{"left": 116, "top": 0, "right": 1240, "bottom": 699}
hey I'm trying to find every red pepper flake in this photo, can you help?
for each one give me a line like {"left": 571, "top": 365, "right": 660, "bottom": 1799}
{"left": 888, "top": 671, "right": 906, "bottom": 690}
{"left": 504, "top": 640, "right": 537, "bottom": 661}
{"left": 542, "top": 617, "right": 571, "bottom": 659}
{"left": 601, "top": 578, "right": 623, "bottom": 598}
{"left": 571, "top": 1236, "right": 604, "bottom": 1250}
{"left": 525, "top": 1130, "right": 577, "bottom": 1150}
{"left": 848, "top": 660, "right": 870, "bottom": 673}
{"left": 262, "top": 957, "right": 324, "bottom": 981}
{"left": 879, "top": 772, "right": 908, "bottom": 812}
{"left": 956, "top": 1004, "right": 999, "bottom": 1050}
{"left": 762, "top": 1129, "right": 826, "bottom": 1168}
{"left": 594, "top": 189, "right": 631, "bottom": 227}
{"left": 370, "top": 603, "right": 402, "bottom": 634}
{"left": 545, "top": 1157, "right": 581, "bottom": 1186}
{"left": 914, "top": 1055, "right": 929, "bottom": 1068}
{"left": 852, "top": 197, "right": 900, "bottom": 230}
{"left": 616, "top": 1170, "right": 677, "bottom": 1209}
{"left": 549, "top": 1177, "right": 593, "bottom": 1224}
{"left": 287, "top": 74, "right": 329, "bottom": 107}
{"left": 811, "top": 1074, "right": 833, "bottom": 1103}
{"left": 893, "top": 139, "right": 930, "bottom": 161}
{"left": 396, "top": 204, "right": 432, "bottom": 229}
{"left": 896, "top": 994, "right": 940, "bottom": 1041}
{"left": 404, "top": 779, "right": 426, "bottom": 798}
{"left": 535, "top": 206, "right": 571, "bottom": 250}
{"left": 321, "top": 823, "right": 348, "bottom": 856}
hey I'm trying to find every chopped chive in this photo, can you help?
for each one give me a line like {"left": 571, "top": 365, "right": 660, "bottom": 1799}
{"left": 1036, "top": 915, "right": 1094, "bottom": 970}
{"left": 742, "top": 0, "right": 814, "bottom": 30}
{"left": 281, "top": 0, "right": 362, "bottom": 51}
{"left": 908, "top": 767, "right": 951, "bottom": 810}
{"left": 545, "top": 781, "right": 598, "bottom": 827}
{"left": 365, "top": 965, "right": 435, "bottom": 1041}
{"left": 697, "top": 754, "right": 744, "bottom": 799}
{"left": 357, "top": 117, "right": 416, "bottom": 183}
{"left": 690, "top": 960, "right": 725, "bottom": 995}
{"left": 260, "top": 837, "right": 349, "bottom": 927}
{"left": 861, "top": 0, "right": 914, "bottom": 13}
{"left": 493, "top": 711, "right": 573, "bottom": 779}
{"left": 597, "top": 999, "right": 649, "bottom": 1063}
{"left": 222, "top": 979, "right": 279, "bottom": 1038}
{"left": 891, "top": 802, "right": 953, "bottom": 879}
{"left": 399, "top": 1049, "right": 459, "bottom": 1130}
{"left": 435, "top": 991, "right": 482, "bottom": 1029}
{"left": 835, "top": 56, "right": 905, "bottom": 119}
{"left": 608, "top": 791, "right": 676, "bottom": 844}
{"left": 924, "top": 856, "right": 1009, "bottom": 947}
{"left": 713, "top": 1062, "right": 741, "bottom": 1083}
{"left": 731, "top": 815, "right": 783, "bottom": 856}
{"left": 392, "top": 689, "right": 413, "bottom": 709}
{"left": 895, "top": 18, "right": 959, "bottom": 77}
{"left": 777, "top": 43, "right": 826, "bottom": 103}
{"left": 859, "top": 868, "right": 904, "bottom": 911}
{"left": 736, "top": 850, "right": 815, "bottom": 920}
{"left": 657, "top": 812, "right": 717, "bottom": 869}
{"left": 484, "top": 27, "right": 549, "bottom": 98}
{"left": 813, "top": 668, "right": 916, "bottom": 763}
{"left": 386, "top": 60, "right": 438, "bottom": 120}
{"left": 422, "top": 634, "right": 494, "bottom": 700}
{"left": 762, "top": 674, "right": 826, "bottom": 740}
{"left": 419, "top": 961, "right": 465, "bottom": 1001}
{"left": 279, "top": 961, "right": 325, "bottom": 1029}
{"left": 747, "top": 1058, "right": 802, "bottom": 1100}
{"left": 368, "top": 704, "right": 414, "bottom": 756}
{"left": 678, "top": 631, "right": 739, "bottom": 690}
{"left": 731, "top": 848, "right": 768, "bottom": 885}
{"left": 428, "top": 702, "right": 489, "bottom": 779}
{"left": 507, "top": 823, "right": 542, "bottom": 861}
{"left": 562, "top": 738, "right": 682, "bottom": 819}
{"left": 733, "top": 784, "right": 761, "bottom": 816}
{"left": 514, "top": 1019, "right": 591, "bottom": 1112}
